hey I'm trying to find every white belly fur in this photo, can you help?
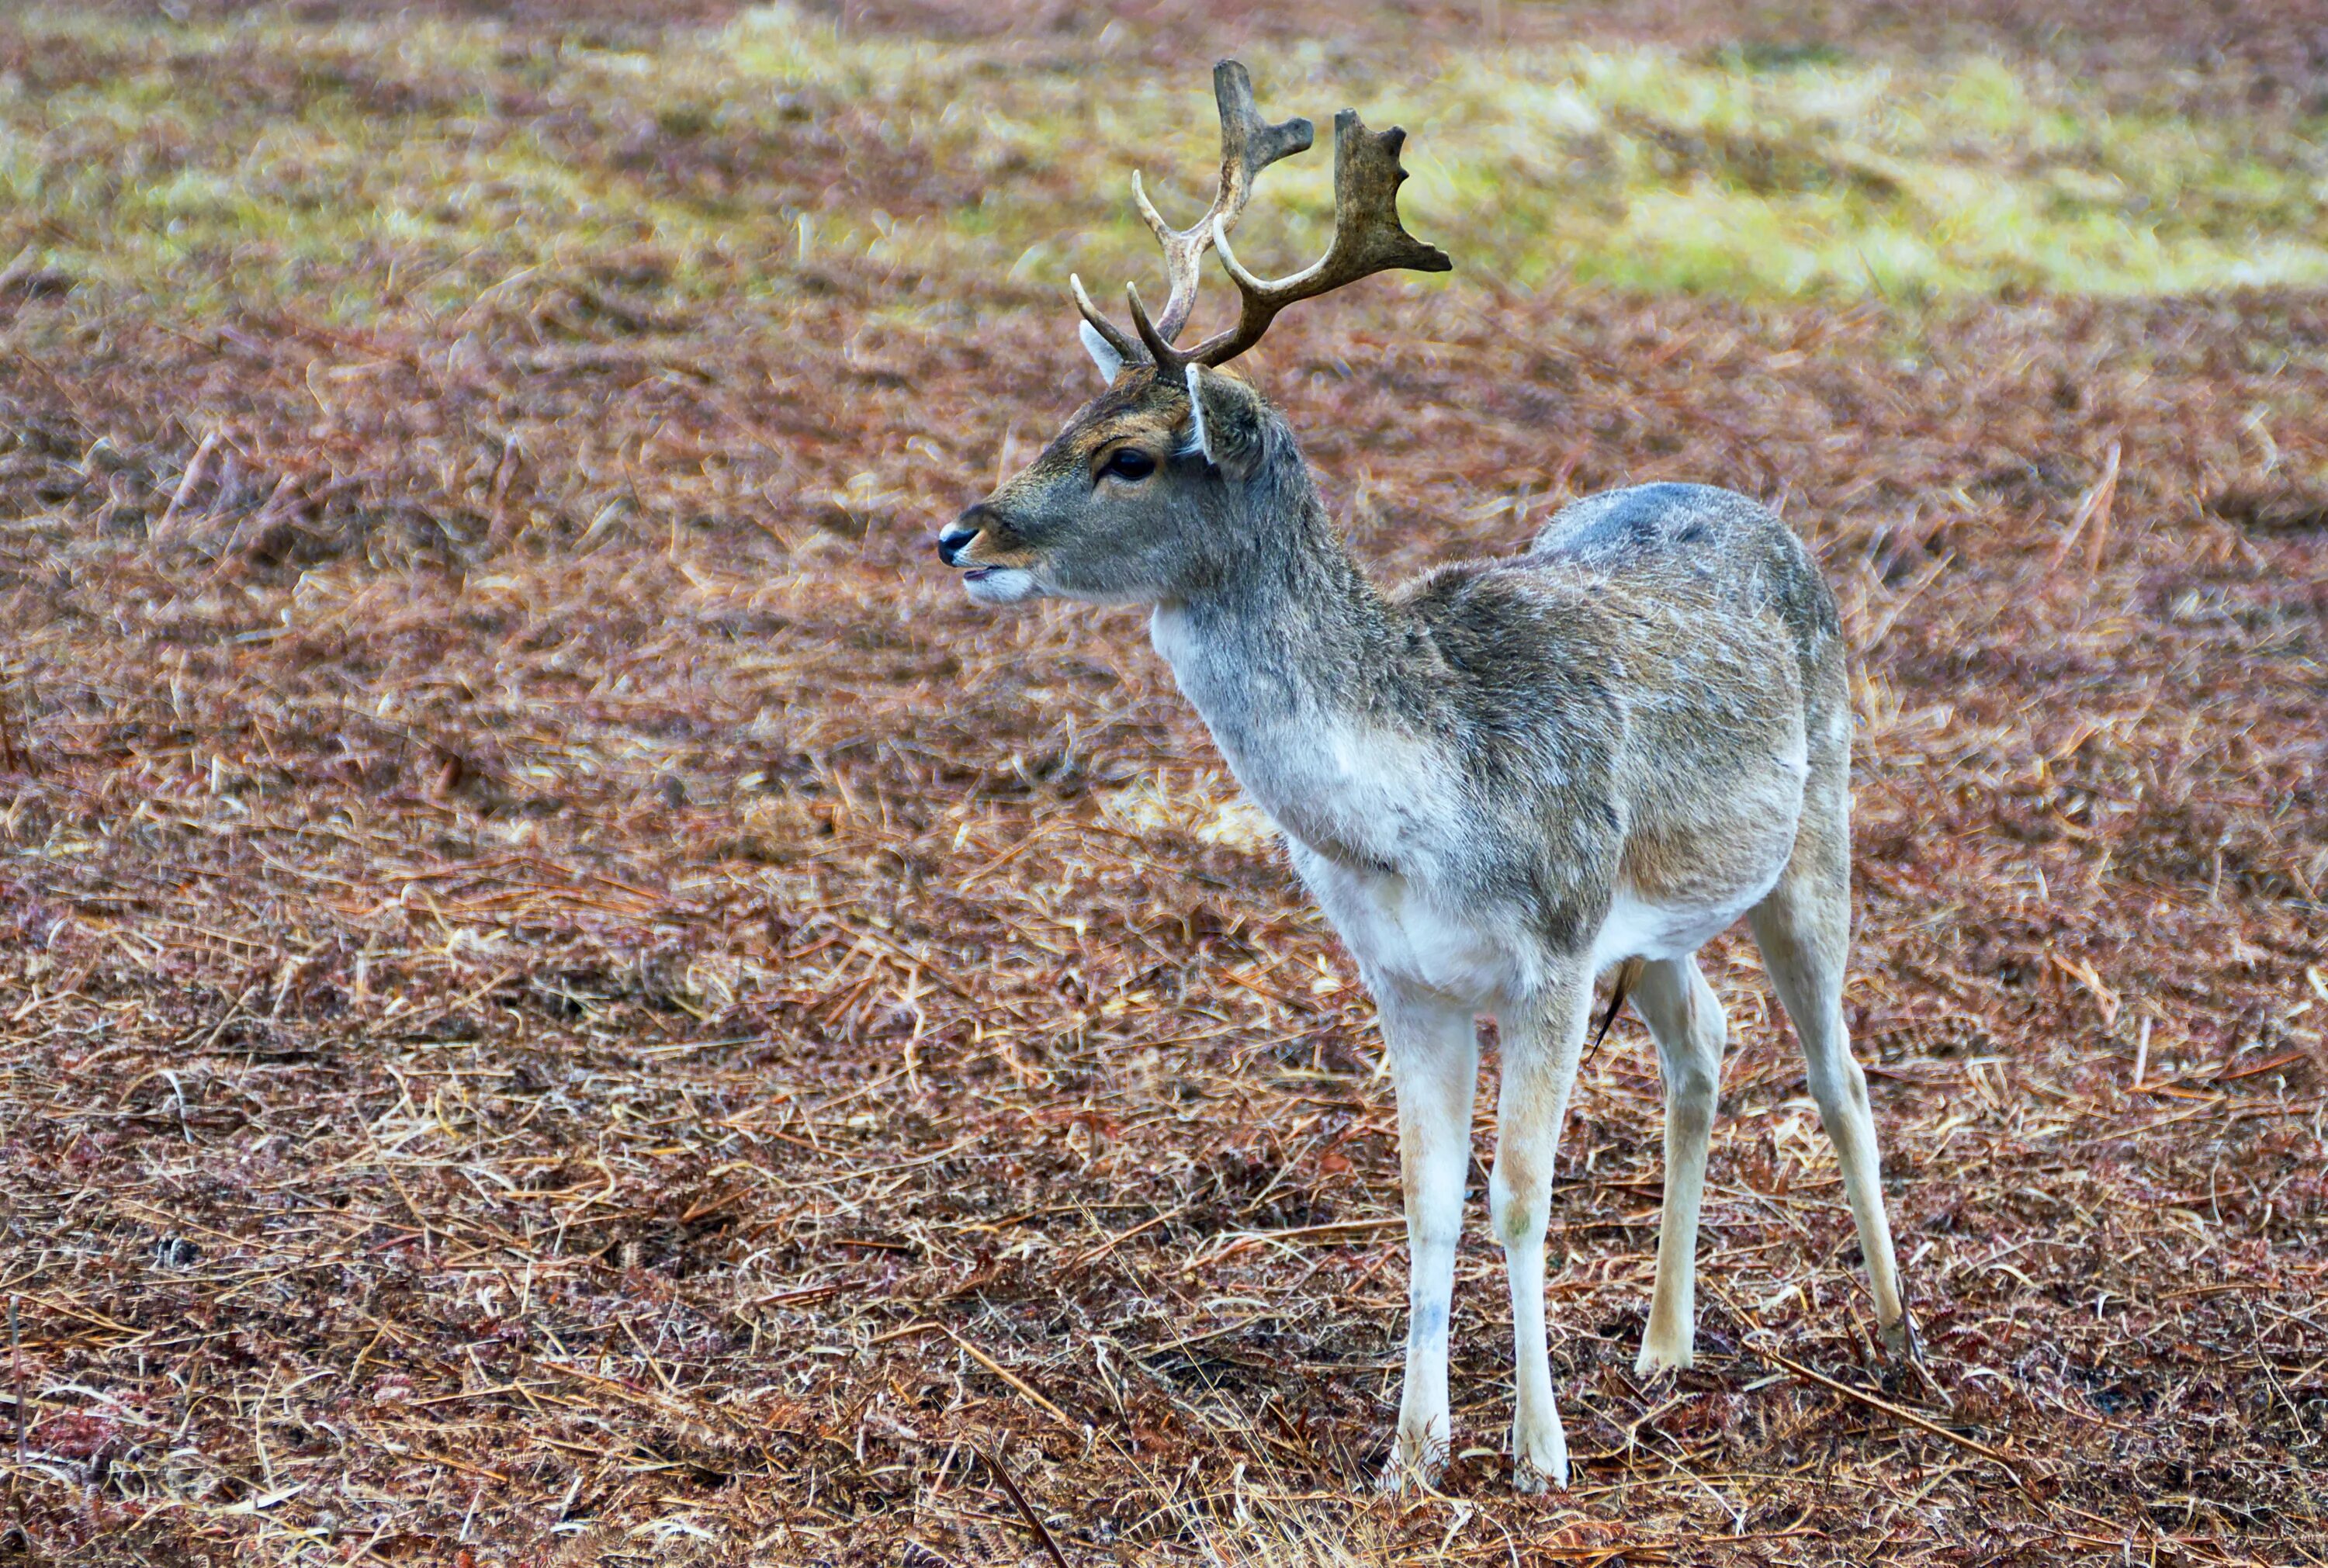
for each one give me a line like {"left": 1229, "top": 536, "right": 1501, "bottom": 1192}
{"left": 1295, "top": 848, "right": 1790, "bottom": 1011}
{"left": 1294, "top": 848, "right": 1539, "bottom": 1007}
{"left": 1585, "top": 878, "right": 1776, "bottom": 974}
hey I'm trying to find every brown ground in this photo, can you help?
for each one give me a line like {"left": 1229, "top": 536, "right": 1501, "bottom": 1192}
{"left": 2, "top": 2, "right": 2325, "bottom": 1565}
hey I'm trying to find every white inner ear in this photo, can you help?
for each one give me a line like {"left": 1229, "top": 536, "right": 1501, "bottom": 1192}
{"left": 1183, "top": 363, "right": 1216, "bottom": 466}
{"left": 1078, "top": 321, "right": 1123, "bottom": 384}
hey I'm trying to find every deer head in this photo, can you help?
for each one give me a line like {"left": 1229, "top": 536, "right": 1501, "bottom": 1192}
{"left": 937, "top": 61, "right": 1450, "bottom": 606}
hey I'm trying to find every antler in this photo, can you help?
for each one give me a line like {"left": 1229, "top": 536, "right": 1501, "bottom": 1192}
{"left": 1073, "top": 64, "right": 1449, "bottom": 380}
{"left": 1072, "top": 61, "right": 1311, "bottom": 370}
{"left": 1194, "top": 109, "right": 1451, "bottom": 369}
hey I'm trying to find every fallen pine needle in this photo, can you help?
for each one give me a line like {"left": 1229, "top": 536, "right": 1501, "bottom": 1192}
{"left": 1756, "top": 1347, "right": 2016, "bottom": 1473}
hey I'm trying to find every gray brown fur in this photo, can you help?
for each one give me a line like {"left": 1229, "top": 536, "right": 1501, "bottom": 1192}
{"left": 940, "top": 363, "right": 1909, "bottom": 1493}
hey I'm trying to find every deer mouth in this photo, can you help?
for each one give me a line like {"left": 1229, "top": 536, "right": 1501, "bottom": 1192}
{"left": 961, "top": 564, "right": 1039, "bottom": 604}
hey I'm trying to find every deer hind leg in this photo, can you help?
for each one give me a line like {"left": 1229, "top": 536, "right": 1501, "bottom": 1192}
{"left": 1376, "top": 988, "right": 1480, "bottom": 1492}
{"left": 1488, "top": 967, "right": 1592, "bottom": 1492}
{"left": 1630, "top": 954, "right": 1728, "bottom": 1375}
{"left": 1748, "top": 832, "right": 1911, "bottom": 1355}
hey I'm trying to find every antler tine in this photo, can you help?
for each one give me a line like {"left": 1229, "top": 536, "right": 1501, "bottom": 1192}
{"left": 1190, "top": 107, "right": 1452, "bottom": 369}
{"left": 1207, "top": 60, "right": 1315, "bottom": 237}
{"left": 1070, "top": 273, "right": 1140, "bottom": 365}
{"left": 1128, "top": 60, "right": 1314, "bottom": 361}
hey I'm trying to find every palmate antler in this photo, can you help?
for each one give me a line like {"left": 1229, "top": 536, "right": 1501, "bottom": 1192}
{"left": 1073, "top": 61, "right": 1451, "bottom": 381}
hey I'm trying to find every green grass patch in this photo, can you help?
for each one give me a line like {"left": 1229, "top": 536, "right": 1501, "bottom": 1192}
{"left": 2, "top": 2, "right": 2323, "bottom": 332}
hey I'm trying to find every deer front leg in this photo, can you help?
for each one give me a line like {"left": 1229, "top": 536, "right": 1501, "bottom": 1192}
{"left": 1375, "top": 988, "right": 1480, "bottom": 1494}
{"left": 1489, "top": 969, "right": 1592, "bottom": 1493}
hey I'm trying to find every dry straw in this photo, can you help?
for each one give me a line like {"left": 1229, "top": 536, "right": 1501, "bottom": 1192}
{"left": 0, "top": 2, "right": 2323, "bottom": 1563}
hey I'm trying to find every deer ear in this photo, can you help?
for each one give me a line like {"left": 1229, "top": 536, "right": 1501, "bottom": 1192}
{"left": 1078, "top": 321, "right": 1124, "bottom": 383}
{"left": 1183, "top": 365, "right": 1265, "bottom": 476}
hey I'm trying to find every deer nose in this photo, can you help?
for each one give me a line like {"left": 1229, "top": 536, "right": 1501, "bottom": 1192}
{"left": 937, "top": 507, "right": 988, "bottom": 566}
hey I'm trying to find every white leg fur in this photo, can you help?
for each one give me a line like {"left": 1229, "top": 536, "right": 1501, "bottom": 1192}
{"left": 1488, "top": 971, "right": 1592, "bottom": 1492}
{"left": 1377, "top": 988, "right": 1478, "bottom": 1491}
{"left": 1630, "top": 956, "right": 1727, "bottom": 1373}
{"left": 1748, "top": 873, "right": 1910, "bottom": 1351}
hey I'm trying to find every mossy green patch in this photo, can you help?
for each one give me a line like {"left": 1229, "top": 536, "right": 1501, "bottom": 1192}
{"left": 2, "top": 2, "right": 2321, "bottom": 335}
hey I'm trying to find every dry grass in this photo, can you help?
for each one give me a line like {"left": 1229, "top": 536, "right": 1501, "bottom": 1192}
{"left": 1, "top": 2, "right": 2324, "bottom": 1565}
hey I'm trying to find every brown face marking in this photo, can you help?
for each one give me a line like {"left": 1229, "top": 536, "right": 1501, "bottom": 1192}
{"left": 953, "top": 536, "right": 1037, "bottom": 569}
{"left": 944, "top": 369, "right": 1200, "bottom": 587}
{"left": 1072, "top": 410, "right": 1181, "bottom": 469}
{"left": 999, "top": 371, "right": 1187, "bottom": 489}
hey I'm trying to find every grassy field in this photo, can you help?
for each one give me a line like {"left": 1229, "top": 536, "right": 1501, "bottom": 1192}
{"left": 10, "top": 2, "right": 2328, "bottom": 312}
{"left": 2, "top": 1, "right": 2325, "bottom": 1563}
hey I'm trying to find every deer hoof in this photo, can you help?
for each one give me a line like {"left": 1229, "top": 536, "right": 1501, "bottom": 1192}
{"left": 1879, "top": 1310, "right": 1917, "bottom": 1359}
{"left": 1512, "top": 1453, "right": 1570, "bottom": 1494}
{"left": 1633, "top": 1338, "right": 1693, "bottom": 1376}
{"left": 1374, "top": 1434, "right": 1447, "bottom": 1495}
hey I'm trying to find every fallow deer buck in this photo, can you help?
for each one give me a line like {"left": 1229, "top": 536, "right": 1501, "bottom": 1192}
{"left": 937, "top": 61, "right": 1911, "bottom": 1492}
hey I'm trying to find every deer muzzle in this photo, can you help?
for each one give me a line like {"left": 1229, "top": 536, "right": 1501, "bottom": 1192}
{"left": 937, "top": 505, "right": 989, "bottom": 569}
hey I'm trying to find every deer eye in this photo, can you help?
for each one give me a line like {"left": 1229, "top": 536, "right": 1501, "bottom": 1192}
{"left": 1102, "top": 448, "right": 1155, "bottom": 483}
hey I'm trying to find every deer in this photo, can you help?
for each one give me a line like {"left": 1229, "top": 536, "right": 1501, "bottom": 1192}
{"left": 935, "top": 61, "right": 1911, "bottom": 1494}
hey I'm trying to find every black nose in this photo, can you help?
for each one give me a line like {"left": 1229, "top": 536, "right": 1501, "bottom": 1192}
{"left": 937, "top": 506, "right": 987, "bottom": 566}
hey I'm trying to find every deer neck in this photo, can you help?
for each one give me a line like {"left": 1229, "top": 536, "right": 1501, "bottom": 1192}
{"left": 1148, "top": 468, "right": 1422, "bottom": 864}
